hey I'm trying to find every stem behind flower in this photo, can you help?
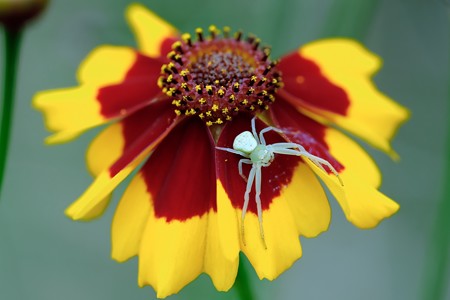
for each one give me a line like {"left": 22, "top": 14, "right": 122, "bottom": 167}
{"left": 0, "top": 27, "right": 22, "bottom": 201}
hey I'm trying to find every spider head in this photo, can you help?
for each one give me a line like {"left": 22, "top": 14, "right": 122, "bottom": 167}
{"left": 250, "top": 144, "right": 273, "bottom": 165}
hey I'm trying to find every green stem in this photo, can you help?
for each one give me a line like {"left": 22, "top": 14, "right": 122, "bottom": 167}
{"left": 234, "top": 256, "right": 255, "bottom": 300}
{"left": 322, "top": 0, "right": 380, "bottom": 40}
{"left": 421, "top": 80, "right": 450, "bottom": 300}
{"left": 0, "top": 27, "right": 22, "bottom": 200}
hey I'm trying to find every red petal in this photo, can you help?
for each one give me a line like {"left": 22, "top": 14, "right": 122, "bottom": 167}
{"left": 98, "top": 53, "right": 164, "bottom": 118}
{"left": 278, "top": 52, "right": 350, "bottom": 116}
{"left": 109, "top": 99, "right": 177, "bottom": 176}
{"left": 141, "top": 118, "right": 216, "bottom": 221}
{"left": 270, "top": 99, "right": 344, "bottom": 173}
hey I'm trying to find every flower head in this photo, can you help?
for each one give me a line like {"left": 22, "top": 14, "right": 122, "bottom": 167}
{"left": 33, "top": 4, "right": 409, "bottom": 298}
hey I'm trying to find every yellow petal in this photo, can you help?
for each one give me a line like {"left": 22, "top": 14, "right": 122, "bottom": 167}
{"left": 306, "top": 161, "right": 399, "bottom": 229}
{"left": 240, "top": 197, "right": 302, "bottom": 280}
{"left": 300, "top": 38, "right": 410, "bottom": 156}
{"left": 284, "top": 163, "right": 331, "bottom": 238}
{"left": 138, "top": 215, "right": 207, "bottom": 298}
{"left": 86, "top": 122, "right": 124, "bottom": 177}
{"left": 126, "top": 3, "right": 178, "bottom": 57}
{"left": 77, "top": 46, "right": 136, "bottom": 85}
{"left": 204, "top": 211, "right": 239, "bottom": 291}
{"left": 216, "top": 180, "right": 240, "bottom": 261}
{"left": 324, "top": 127, "right": 381, "bottom": 188}
{"left": 33, "top": 86, "right": 105, "bottom": 144}
{"left": 111, "top": 173, "right": 151, "bottom": 262}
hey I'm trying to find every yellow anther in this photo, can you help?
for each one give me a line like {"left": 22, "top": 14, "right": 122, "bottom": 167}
{"left": 242, "top": 99, "right": 248, "bottom": 105}
{"left": 199, "top": 113, "right": 205, "bottom": 119}
{"left": 269, "top": 95, "right": 275, "bottom": 102}
{"left": 189, "top": 108, "right": 196, "bottom": 115}
{"left": 234, "top": 107, "right": 239, "bottom": 112}
{"left": 161, "top": 64, "right": 168, "bottom": 72}
{"left": 171, "top": 100, "right": 181, "bottom": 107}
{"left": 214, "top": 79, "right": 220, "bottom": 85}
{"left": 172, "top": 41, "right": 182, "bottom": 50}
{"left": 199, "top": 98, "right": 206, "bottom": 104}
{"left": 168, "top": 62, "right": 175, "bottom": 69}
{"left": 181, "top": 82, "right": 188, "bottom": 89}
{"left": 229, "top": 94, "right": 235, "bottom": 101}
{"left": 222, "top": 108, "right": 229, "bottom": 114}
{"left": 261, "top": 90, "right": 268, "bottom": 96}
{"left": 250, "top": 105, "right": 255, "bottom": 111}
{"left": 247, "top": 87, "right": 255, "bottom": 94}
{"left": 157, "top": 77, "right": 164, "bottom": 88}
{"left": 218, "top": 89, "right": 225, "bottom": 96}
{"left": 209, "top": 25, "right": 218, "bottom": 33}
{"left": 206, "top": 121, "right": 213, "bottom": 126}
{"left": 216, "top": 118, "right": 223, "bottom": 125}
{"left": 212, "top": 104, "right": 219, "bottom": 111}
{"left": 206, "top": 111, "right": 212, "bottom": 117}
{"left": 226, "top": 115, "right": 232, "bottom": 121}
{"left": 180, "top": 69, "right": 189, "bottom": 77}
{"left": 167, "top": 74, "right": 173, "bottom": 83}
{"left": 196, "top": 85, "right": 202, "bottom": 92}
{"left": 257, "top": 99, "right": 263, "bottom": 105}
{"left": 251, "top": 75, "right": 257, "bottom": 81}
{"left": 233, "top": 82, "right": 240, "bottom": 90}
{"left": 167, "top": 51, "right": 176, "bottom": 59}
{"left": 272, "top": 78, "right": 278, "bottom": 84}
{"left": 264, "top": 105, "right": 269, "bottom": 110}
{"left": 174, "top": 110, "right": 181, "bottom": 116}
{"left": 195, "top": 27, "right": 203, "bottom": 34}
{"left": 182, "top": 33, "right": 191, "bottom": 42}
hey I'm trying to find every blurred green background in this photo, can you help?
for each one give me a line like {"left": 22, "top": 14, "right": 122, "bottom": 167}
{"left": 0, "top": 0, "right": 449, "bottom": 299}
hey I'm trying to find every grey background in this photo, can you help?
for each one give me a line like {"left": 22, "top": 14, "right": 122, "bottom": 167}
{"left": 0, "top": 0, "right": 448, "bottom": 299}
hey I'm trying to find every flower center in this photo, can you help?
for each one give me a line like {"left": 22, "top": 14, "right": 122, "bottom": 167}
{"left": 158, "top": 26, "right": 283, "bottom": 126}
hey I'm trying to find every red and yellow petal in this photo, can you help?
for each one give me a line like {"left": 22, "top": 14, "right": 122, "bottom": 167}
{"left": 33, "top": 46, "right": 164, "bottom": 144}
{"left": 65, "top": 100, "right": 178, "bottom": 220}
{"left": 86, "top": 122, "right": 123, "bottom": 177}
{"left": 126, "top": 3, "right": 178, "bottom": 58}
{"left": 271, "top": 100, "right": 381, "bottom": 188}
{"left": 278, "top": 38, "right": 409, "bottom": 156}
{"left": 128, "top": 118, "right": 236, "bottom": 297}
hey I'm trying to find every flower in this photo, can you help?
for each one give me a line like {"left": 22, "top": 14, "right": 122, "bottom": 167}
{"left": 33, "top": 3, "right": 409, "bottom": 298}
{"left": 0, "top": 0, "right": 48, "bottom": 29}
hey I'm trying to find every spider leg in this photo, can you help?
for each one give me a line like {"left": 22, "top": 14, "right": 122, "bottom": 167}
{"left": 250, "top": 117, "right": 261, "bottom": 144}
{"left": 242, "top": 164, "right": 257, "bottom": 246}
{"left": 216, "top": 146, "right": 249, "bottom": 158}
{"left": 269, "top": 144, "right": 344, "bottom": 186}
{"left": 269, "top": 142, "right": 306, "bottom": 151}
{"left": 307, "top": 155, "right": 344, "bottom": 186}
{"left": 254, "top": 164, "right": 268, "bottom": 249}
{"left": 238, "top": 159, "right": 252, "bottom": 182}
{"left": 259, "top": 126, "right": 283, "bottom": 146}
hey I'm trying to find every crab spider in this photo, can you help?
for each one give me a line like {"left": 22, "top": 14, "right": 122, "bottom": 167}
{"left": 217, "top": 117, "right": 343, "bottom": 249}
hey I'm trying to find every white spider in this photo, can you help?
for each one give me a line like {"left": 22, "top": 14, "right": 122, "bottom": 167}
{"left": 217, "top": 117, "right": 343, "bottom": 249}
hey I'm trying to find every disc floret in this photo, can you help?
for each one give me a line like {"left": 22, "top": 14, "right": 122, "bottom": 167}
{"left": 159, "top": 26, "right": 283, "bottom": 125}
